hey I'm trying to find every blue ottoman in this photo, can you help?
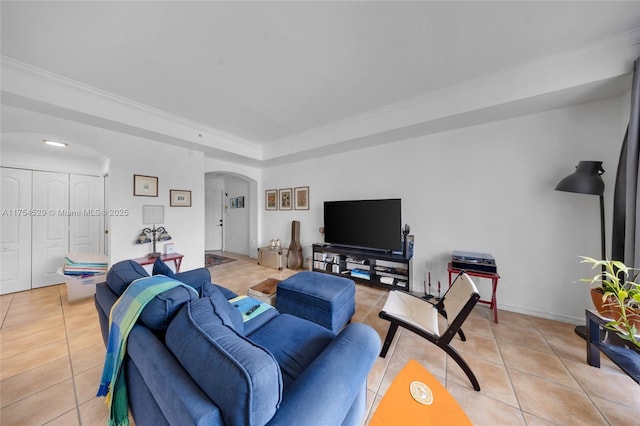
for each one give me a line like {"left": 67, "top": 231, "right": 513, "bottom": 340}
{"left": 277, "top": 272, "right": 355, "bottom": 334}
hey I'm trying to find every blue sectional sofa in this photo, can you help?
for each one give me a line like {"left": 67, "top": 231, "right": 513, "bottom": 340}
{"left": 94, "top": 260, "right": 380, "bottom": 426}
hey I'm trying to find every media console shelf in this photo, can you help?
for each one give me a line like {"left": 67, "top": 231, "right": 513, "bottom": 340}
{"left": 312, "top": 244, "right": 412, "bottom": 290}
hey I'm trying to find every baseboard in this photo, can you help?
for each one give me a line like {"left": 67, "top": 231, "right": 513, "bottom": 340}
{"left": 497, "top": 303, "right": 583, "bottom": 325}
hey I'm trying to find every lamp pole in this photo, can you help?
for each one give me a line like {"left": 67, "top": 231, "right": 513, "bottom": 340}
{"left": 599, "top": 194, "right": 606, "bottom": 268}
{"left": 555, "top": 161, "right": 606, "bottom": 339}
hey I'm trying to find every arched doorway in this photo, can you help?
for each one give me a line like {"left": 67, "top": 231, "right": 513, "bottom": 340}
{"left": 205, "top": 172, "right": 257, "bottom": 256}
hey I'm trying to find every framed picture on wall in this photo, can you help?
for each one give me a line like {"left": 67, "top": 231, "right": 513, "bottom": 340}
{"left": 170, "top": 189, "right": 192, "bottom": 207}
{"left": 279, "top": 188, "right": 292, "bottom": 210}
{"left": 230, "top": 198, "right": 238, "bottom": 208}
{"left": 265, "top": 189, "right": 277, "bottom": 210}
{"left": 237, "top": 196, "right": 245, "bottom": 208}
{"left": 133, "top": 175, "right": 158, "bottom": 197}
{"left": 142, "top": 205, "right": 164, "bottom": 224}
{"left": 294, "top": 186, "right": 309, "bottom": 210}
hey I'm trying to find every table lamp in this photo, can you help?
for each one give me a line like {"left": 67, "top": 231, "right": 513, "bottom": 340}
{"left": 136, "top": 205, "right": 172, "bottom": 258}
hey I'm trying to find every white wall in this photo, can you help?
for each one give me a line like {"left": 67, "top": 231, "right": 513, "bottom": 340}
{"left": 261, "top": 95, "right": 629, "bottom": 324}
{"left": 107, "top": 141, "right": 205, "bottom": 272}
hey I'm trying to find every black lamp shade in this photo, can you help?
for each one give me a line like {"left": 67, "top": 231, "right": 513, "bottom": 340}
{"left": 555, "top": 161, "right": 605, "bottom": 195}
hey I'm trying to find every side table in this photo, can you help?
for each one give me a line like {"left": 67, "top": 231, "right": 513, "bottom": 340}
{"left": 257, "top": 247, "right": 286, "bottom": 270}
{"left": 369, "top": 359, "right": 471, "bottom": 425}
{"left": 133, "top": 253, "right": 184, "bottom": 273}
{"left": 448, "top": 262, "right": 500, "bottom": 323}
{"left": 586, "top": 309, "right": 640, "bottom": 384}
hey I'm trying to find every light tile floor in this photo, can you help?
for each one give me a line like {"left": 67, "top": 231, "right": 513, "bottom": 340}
{"left": 1, "top": 252, "right": 638, "bottom": 425}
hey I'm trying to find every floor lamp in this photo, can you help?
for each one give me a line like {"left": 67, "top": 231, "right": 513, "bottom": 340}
{"left": 555, "top": 161, "right": 605, "bottom": 338}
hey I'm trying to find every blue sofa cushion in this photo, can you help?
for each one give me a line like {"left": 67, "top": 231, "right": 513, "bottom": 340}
{"left": 152, "top": 257, "right": 175, "bottom": 277}
{"left": 207, "top": 284, "right": 244, "bottom": 333}
{"left": 138, "top": 285, "right": 199, "bottom": 333}
{"left": 244, "top": 308, "right": 279, "bottom": 336}
{"left": 248, "top": 313, "right": 334, "bottom": 389}
{"left": 106, "top": 260, "right": 149, "bottom": 296}
{"left": 175, "top": 268, "right": 220, "bottom": 298}
{"left": 166, "top": 298, "right": 282, "bottom": 426}
{"left": 210, "top": 283, "right": 238, "bottom": 300}
{"left": 153, "top": 259, "right": 237, "bottom": 299}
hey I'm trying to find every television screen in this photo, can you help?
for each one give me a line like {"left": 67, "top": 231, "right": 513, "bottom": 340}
{"left": 323, "top": 199, "right": 402, "bottom": 252}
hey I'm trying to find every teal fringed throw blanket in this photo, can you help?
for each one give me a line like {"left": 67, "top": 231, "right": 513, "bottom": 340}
{"left": 97, "top": 275, "right": 198, "bottom": 426}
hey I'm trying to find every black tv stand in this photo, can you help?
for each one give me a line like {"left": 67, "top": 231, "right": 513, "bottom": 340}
{"left": 312, "top": 244, "right": 413, "bottom": 290}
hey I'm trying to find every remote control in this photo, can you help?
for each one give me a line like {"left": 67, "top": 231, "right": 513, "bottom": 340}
{"left": 245, "top": 304, "right": 261, "bottom": 316}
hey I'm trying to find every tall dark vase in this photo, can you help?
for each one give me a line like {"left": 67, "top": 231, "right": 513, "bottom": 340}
{"left": 287, "top": 220, "right": 303, "bottom": 269}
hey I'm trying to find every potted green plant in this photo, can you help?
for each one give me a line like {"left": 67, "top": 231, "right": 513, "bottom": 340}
{"left": 581, "top": 256, "right": 640, "bottom": 349}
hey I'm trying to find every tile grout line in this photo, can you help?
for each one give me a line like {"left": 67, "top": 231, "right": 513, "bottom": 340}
{"left": 0, "top": 294, "right": 15, "bottom": 329}
{"left": 0, "top": 358, "right": 71, "bottom": 412}
{"left": 489, "top": 312, "right": 529, "bottom": 424}
{"left": 501, "top": 318, "right": 611, "bottom": 424}
{"left": 58, "top": 286, "right": 84, "bottom": 425}
{"left": 0, "top": 286, "right": 76, "bottom": 424}
{"left": 536, "top": 326, "right": 612, "bottom": 424}
{"left": 446, "top": 312, "right": 529, "bottom": 416}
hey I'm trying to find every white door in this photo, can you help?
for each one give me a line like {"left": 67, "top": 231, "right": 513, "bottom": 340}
{"left": 103, "top": 174, "right": 109, "bottom": 256}
{"left": 205, "top": 180, "right": 224, "bottom": 250}
{"left": 32, "top": 171, "right": 69, "bottom": 288}
{"left": 0, "top": 168, "right": 32, "bottom": 294}
{"left": 69, "top": 174, "right": 101, "bottom": 253}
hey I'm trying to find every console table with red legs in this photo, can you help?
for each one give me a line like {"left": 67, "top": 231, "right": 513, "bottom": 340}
{"left": 133, "top": 253, "right": 184, "bottom": 273}
{"left": 447, "top": 262, "right": 500, "bottom": 323}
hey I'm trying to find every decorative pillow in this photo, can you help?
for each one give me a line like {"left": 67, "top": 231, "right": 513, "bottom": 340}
{"left": 174, "top": 268, "right": 211, "bottom": 296}
{"left": 207, "top": 285, "right": 244, "bottom": 334}
{"left": 152, "top": 261, "right": 239, "bottom": 299}
{"left": 152, "top": 258, "right": 175, "bottom": 278}
{"left": 106, "top": 260, "right": 149, "bottom": 296}
{"left": 209, "top": 283, "right": 238, "bottom": 300}
{"left": 139, "top": 285, "right": 199, "bottom": 333}
{"left": 166, "top": 299, "right": 282, "bottom": 426}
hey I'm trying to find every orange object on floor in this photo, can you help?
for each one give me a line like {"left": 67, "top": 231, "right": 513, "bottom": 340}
{"left": 369, "top": 359, "right": 472, "bottom": 426}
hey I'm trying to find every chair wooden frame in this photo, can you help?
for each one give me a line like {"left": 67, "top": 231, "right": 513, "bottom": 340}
{"left": 378, "top": 271, "right": 481, "bottom": 391}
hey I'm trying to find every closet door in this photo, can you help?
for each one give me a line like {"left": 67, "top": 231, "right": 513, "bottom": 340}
{"left": 32, "top": 171, "right": 69, "bottom": 288}
{"left": 0, "top": 168, "right": 32, "bottom": 294}
{"left": 69, "top": 174, "right": 101, "bottom": 253}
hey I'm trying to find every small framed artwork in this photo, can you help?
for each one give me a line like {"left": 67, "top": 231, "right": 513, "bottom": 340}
{"left": 294, "top": 186, "right": 310, "bottom": 210}
{"left": 142, "top": 205, "right": 164, "bottom": 224}
{"left": 265, "top": 189, "right": 277, "bottom": 210}
{"left": 170, "top": 189, "right": 192, "bottom": 207}
{"left": 164, "top": 242, "right": 176, "bottom": 255}
{"left": 134, "top": 175, "right": 158, "bottom": 197}
{"left": 230, "top": 198, "right": 238, "bottom": 208}
{"left": 279, "top": 188, "right": 292, "bottom": 210}
{"left": 237, "top": 196, "right": 245, "bottom": 208}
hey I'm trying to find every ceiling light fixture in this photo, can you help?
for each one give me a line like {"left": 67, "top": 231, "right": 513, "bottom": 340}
{"left": 43, "top": 140, "right": 68, "bottom": 148}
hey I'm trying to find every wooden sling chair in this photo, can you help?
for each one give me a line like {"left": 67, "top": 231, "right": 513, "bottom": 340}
{"left": 378, "top": 271, "right": 482, "bottom": 391}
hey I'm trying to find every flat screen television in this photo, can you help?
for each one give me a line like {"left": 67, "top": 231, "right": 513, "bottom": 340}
{"left": 323, "top": 198, "right": 402, "bottom": 252}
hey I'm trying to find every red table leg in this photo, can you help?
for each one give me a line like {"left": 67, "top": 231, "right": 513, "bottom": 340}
{"left": 447, "top": 263, "right": 500, "bottom": 323}
{"left": 491, "top": 277, "right": 498, "bottom": 323}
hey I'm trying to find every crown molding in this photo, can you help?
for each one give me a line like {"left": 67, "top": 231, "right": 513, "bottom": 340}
{"left": 264, "top": 28, "right": 640, "bottom": 161}
{"left": 2, "top": 25, "right": 639, "bottom": 166}
{"left": 1, "top": 56, "right": 264, "bottom": 160}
